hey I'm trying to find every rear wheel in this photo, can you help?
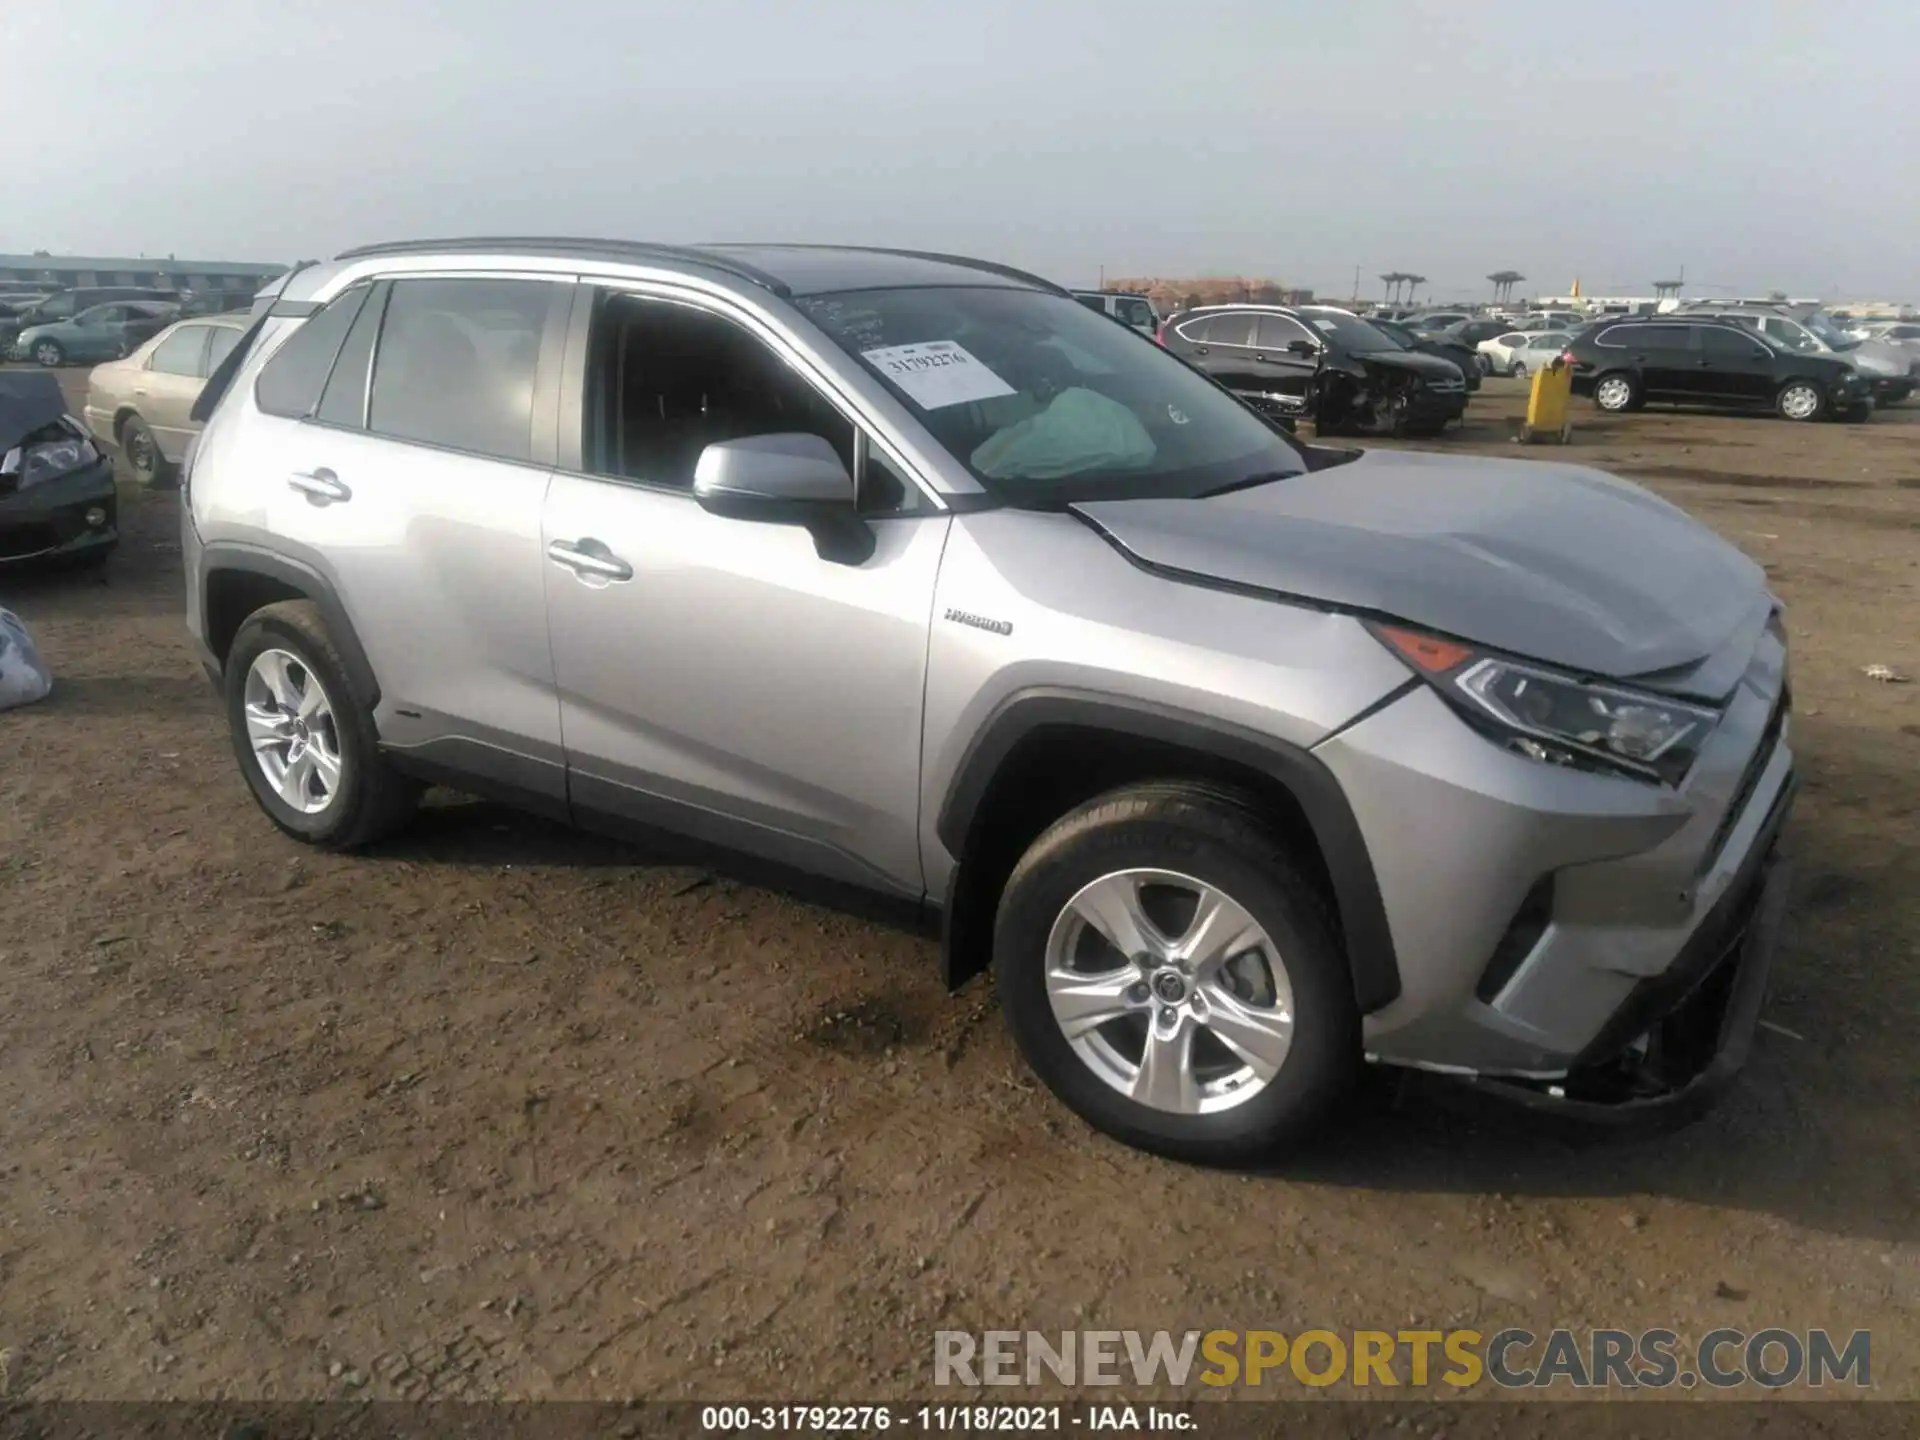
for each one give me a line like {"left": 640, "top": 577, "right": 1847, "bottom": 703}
{"left": 1512, "top": 360, "right": 1528, "bottom": 378}
{"left": 1776, "top": 379, "right": 1824, "bottom": 422}
{"left": 119, "top": 415, "right": 176, "bottom": 488}
{"left": 993, "top": 782, "right": 1359, "bottom": 1162}
{"left": 225, "top": 601, "right": 420, "bottom": 849}
{"left": 1592, "top": 372, "right": 1640, "bottom": 413}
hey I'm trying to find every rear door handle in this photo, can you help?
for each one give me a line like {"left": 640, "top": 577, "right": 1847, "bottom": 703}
{"left": 288, "top": 468, "right": 350, "bottom": 504}
{"left": 547, "top": 538, "right": 633, "bottom": 582}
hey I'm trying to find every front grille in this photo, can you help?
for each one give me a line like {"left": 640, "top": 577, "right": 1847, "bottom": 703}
{"left": 1699, "top": 682, "right": 1789, "bottom": 878}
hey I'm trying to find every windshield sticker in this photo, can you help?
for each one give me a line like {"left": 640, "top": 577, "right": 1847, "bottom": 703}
{"left": 861, "top": 340, "right": 1017, "bottom": 410}
{"left": 1310, "top": 320, "right": 1338, "bottom": 333}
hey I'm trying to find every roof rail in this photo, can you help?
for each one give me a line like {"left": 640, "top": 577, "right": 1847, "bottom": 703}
{"left": 330, "top": 237, "right": 791, "bottom": 295}
{"left": 701, "top": 243, "right": 1067, "bottom": 296}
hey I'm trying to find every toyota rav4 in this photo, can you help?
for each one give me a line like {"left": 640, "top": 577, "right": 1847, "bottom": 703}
{"left": 181, "top": 239, "right": 1796, "bottom": 1161}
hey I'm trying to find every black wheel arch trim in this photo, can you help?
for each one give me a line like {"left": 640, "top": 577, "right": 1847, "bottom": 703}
{"left": 935, "top": 687, "right": 1403, "bottom": 1012}
{"left": 198, "top": 542, "right": 381, "bottom": 710}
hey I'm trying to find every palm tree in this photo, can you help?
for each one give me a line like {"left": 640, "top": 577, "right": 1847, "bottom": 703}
{"left": 1405, "top": 274, "right": 1428, "bottom": 307}
{"left": 1486, "top": 270, "right": 1525, "bottom": 304}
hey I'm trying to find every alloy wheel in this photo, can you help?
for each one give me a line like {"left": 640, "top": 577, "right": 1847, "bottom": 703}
{"left": 1043, "top": 868, "right": 1295, "bottom": 1115}
{"left": 242, "top": 648, "right": 343, "bottom": 815}
{"left": 124, "top": 424, "right": 156, "bottom": 477}
{"left": 33, "top": 342, "right": 62, "bottom": 367}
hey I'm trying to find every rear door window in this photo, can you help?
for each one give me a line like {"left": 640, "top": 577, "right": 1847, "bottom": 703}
{"left": 1117, "top": 298, "right": 1154, "bottom": 328}
{"left": 1253, "top": 314, "right": 1315, "bottom": 351}
{"left": 366, "top": 278, "right": 559, "bottom": 463}
{"left": 254, "top": 287, "right": 371, "bottom": 419}
{"left": 148, "top": 324, "right": 210, "bottom": 376}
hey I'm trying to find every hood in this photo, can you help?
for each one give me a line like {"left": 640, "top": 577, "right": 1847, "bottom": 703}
{"left": 1072, "top": 448, "right": 1767, "bottom": 686}
{"left": 0, "top": 371, "right": 70, "bottom": 450}
{"left": 1351, "top": 348, "right": 1463, "bottom": 381}
{"left": 1841, "top": 339, "right": 1907, "bottom": 376}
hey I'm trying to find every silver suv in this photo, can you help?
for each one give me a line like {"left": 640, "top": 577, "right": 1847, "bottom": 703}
{"left": 182, "top": 239, "right": 1797, "bottom": 1160}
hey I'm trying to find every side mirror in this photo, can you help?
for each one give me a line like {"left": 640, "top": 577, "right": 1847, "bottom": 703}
{"left": 1286, "top": 339, "right": 1318, "bottom": 357}
{"left": 692, "top": 431, "right": 875, "bottom": 565}
{"left": 692, "top": 432, "right": 854, "bottom": 522}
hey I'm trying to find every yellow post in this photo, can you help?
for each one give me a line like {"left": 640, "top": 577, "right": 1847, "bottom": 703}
{"left": 1523, "top": 354, "right": 1574, "bottom": 444}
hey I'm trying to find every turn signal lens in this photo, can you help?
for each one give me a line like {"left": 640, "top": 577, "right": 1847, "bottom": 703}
{"left": 1375, "top": 625, "right": 1474, "bottom": 673}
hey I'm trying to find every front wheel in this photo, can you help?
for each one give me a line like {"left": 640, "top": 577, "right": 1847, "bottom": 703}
{"left": 1512, "top": 360, "right": 1528, "bottom": 378}
{"left": 1776, "top": 380, "right": 1824, "bottom": 422}
{"left": 993, "top": 782, "right": 1359, "bottom": 1163}
{"left": 225, "top": 600, "right": 420, "bottom": 849}
{"left": 32, "top": 339, "right": 65, "bottom": 367}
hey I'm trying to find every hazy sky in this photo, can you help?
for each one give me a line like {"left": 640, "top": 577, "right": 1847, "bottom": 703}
{"left": 10, "top": 1, "right": 1917, "bottom": 300}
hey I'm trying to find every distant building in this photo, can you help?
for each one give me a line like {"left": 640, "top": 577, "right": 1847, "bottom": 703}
{"left": 0, "top": 253, "right": 287, "bottom": 293}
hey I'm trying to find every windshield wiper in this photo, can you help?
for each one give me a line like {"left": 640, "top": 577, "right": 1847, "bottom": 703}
{"left": 1197, "top": 469, "right": 1300, "bottom": 498}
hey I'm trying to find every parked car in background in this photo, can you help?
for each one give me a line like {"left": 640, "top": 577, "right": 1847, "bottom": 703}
{"left": 1477, "top": 329, "right": 1573, "bottom": 376}
{"left": 1855, "top": 320, "right": 1920, "bottom": 352}
{"left": 11, "top": 301, "right": 180, "bottom": 367}
{"left": 82, "top": 314, "right": 248, "bottom": 487}
{"left": 1673, "top": 306, "right": 1915, "bottom": 405}
{"left": 0, "top": 370, "right": 118, "bottom": 569}
{"left": 179, "top": 290, "right": 259, "bottom": 318}
{"left": 1568, "top": 317, "right": 1872, "bottom": 422}
{"left": 1431, "top": 317, "right": 1513, "bottom": 350}
{"left": 4, "top": 286, "right": 179, "bottom": 329}
{"left": 1403, "top": 310, "right": 1472, "bottom": 332}
{"left": 1368, "top": 317, "right": 1481, "bottom": 393}
{"left": 1163, "top": 303, "right": 1468, "bottom": 435}
{"left": 1070, "top": 290, "right": 1159, "bottom": 336}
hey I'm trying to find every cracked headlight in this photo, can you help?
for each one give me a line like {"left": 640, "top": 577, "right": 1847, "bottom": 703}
{"left": 0, "top": 417, "right": 101, "bottom": 492}
{"left": 1370, "top": 624, "right": 1722, "bottom": 787}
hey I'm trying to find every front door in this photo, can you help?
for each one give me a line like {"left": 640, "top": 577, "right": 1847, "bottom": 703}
{"left": 1693, "top": 324, "right": 1778, "bottom": 407}
{"left": 1249, "top": 313, "right": 1321, "bottom": 416}
{"left": 541, "top": 289, "right": 948, "bottom": 898}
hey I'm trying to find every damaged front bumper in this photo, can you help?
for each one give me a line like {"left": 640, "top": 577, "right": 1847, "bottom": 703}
{"left": 1464, "top": 775, "right": 1796, "bottom": 1126}
{"left": 0, "top": 456, "right": 119, "bottom": 564}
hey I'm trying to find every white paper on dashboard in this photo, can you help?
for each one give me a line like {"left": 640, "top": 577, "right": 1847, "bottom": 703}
{"left": 861, "top": 340, "right": 1018, "bottom": 409}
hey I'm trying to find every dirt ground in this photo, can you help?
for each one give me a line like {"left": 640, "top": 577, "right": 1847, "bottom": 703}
{"left": 1, "top": 373, "right": 1916, "bottom": 1404}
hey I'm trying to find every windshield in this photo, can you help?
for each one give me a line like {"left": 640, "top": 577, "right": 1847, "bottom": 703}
{"left": 1299, "top": 310, "right": 1401, "bottom": 352}
{"left": 795, "top": 286, "right": 1308, "bottom": 502}
{"left": 1367, "top": 321, "right": 1414, "bottom": 349}
{"left": 1798, "top": 313, "right": 1857, "bottom": 350}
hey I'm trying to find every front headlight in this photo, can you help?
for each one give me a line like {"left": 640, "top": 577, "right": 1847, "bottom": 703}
{"left": 0, "top": 417, "right": 102, "bottom": 492}
{"left": 1369, "top": 624, "right": 1722, "bottom": 787}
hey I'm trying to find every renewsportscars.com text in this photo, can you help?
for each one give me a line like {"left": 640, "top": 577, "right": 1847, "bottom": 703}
{"left": 933, "top": 1328, "right": 1872, "bottom": 1390}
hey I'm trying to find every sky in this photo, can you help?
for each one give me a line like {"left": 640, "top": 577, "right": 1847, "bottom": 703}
{"left": 9, "top": 0, "right": 1918, "bottom": 301}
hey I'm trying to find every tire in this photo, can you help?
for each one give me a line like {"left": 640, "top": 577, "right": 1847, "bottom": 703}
{"left": 1512, "top": 360, "right": 1528, "bottom": 379}
{"left": 1592, "top": 371, "right": 1640, "bottom": 413}
{"left": 224, "top": 600, "right": 420, "bottom": 849}
{"left": 32, "top": 339, "right": 65, "bottom": 367}
{"left": 993, "top": 781, "right": 1360, "bottom": 1163}
{"left": 1775, "top": 379, "right": 1824, "bottom": 422}
{"left": 118, "top": 415, "right": 177, "bottom": 488}
{"left": 1843, "top": 400, "right": 1874, "bottom": 424}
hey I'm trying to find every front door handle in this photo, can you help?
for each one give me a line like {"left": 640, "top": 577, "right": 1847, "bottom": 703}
{"left": 547, "top": 538, "right": 633, "bottom": 582}
{"left": 288, "top": 468, "right": 350, "bottom": 504}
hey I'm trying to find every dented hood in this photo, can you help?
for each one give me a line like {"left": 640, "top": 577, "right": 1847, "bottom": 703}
{"left": 1072, "top": 448, "right": 1767, "bottom": 682}
{"left": 0, "top": 371, "right": 68, "bottom": 452}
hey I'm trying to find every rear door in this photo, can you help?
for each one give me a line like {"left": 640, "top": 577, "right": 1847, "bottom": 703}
{"left": 1616, "top": 323, "right": 1692, "bottom": 399}
{"left": 250, "top": 274, "right": 575, "bottom": 809}
{"left": 1173, "top": 311, "right": 1258, "bottom": 395}
{"left": 138, "top": 323, "right": 212, "bottom": 459}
